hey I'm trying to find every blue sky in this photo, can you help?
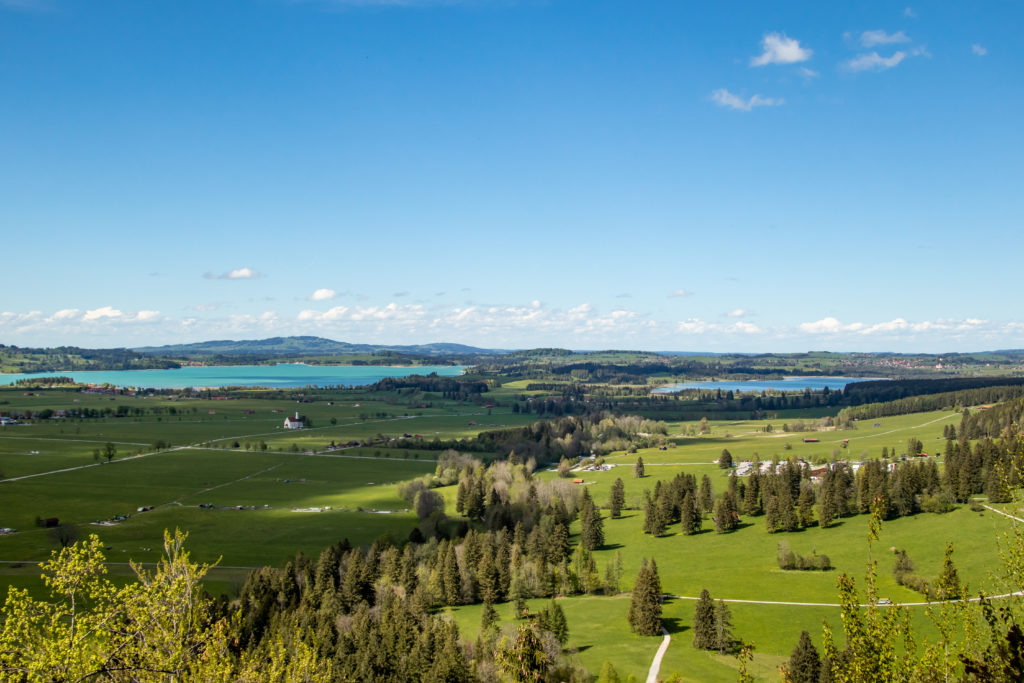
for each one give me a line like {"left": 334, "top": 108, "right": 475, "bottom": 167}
{"left": 1, "top": 0, "right": 1020, "bottom": 352}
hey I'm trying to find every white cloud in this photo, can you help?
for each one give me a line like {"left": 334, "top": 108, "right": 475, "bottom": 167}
{"left": 844, "top": 51, "right": 907, "bottom": 72}
{"left": 729, "top": 321, "right": 762, "bottom": 334}
{"left": 799, "top": 317, "right": 843, "bottom": 334}
{"left": 83, "top": 306, "right": 123, "bottom": 321}
{"left": 204, "top": 267, "right": 261, "bottom": 280}
{"left": 667, "top": 289, "right": 694, "bottom": 298}
{"left": 711, "top": 89, "right": 784, "bottom": 112}
{"left": 799, "top": 67, "right": 819, "bottom": 80}
{"left": 860, "top": 30, "right": 911, "bottom": 47}
{"left": 52, "top": 309, "right": 80, "bottom": 321}
{"left": 972, "top": 44, "right": 988, "bottom": 56}
{"left": 309, "top": 288, "right": 336, "bottom": 302}
{"left": 134, "top": 310, "right": 161, "bottom": 322}
{"left": 904, "top": 7, "right": 917, "bottom": 18}
{"left": 750, "top": 33, "right": 812, "bottom": 67}
{"left": 726, "top": 309, "right": 747, "bottom": 318}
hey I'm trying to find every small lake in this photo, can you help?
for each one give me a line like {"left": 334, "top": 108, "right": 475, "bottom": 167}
{"left": 0, "top": 364, "right": 468, "bottom": 389}
{"left": 652, "top": 376, "right": 882, "bottom": 394}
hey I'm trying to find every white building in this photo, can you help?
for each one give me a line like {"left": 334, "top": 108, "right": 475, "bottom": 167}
{"left": 284, "top": 412, "right": 304, "bottom": 430}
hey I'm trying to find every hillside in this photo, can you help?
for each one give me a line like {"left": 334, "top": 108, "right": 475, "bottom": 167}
{"left": 132, "top": 336, "right": 506, "bottom": 358}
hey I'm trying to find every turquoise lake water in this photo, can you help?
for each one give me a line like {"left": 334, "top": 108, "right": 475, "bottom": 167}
{"left": 651, "top": 376, "right": 882, "bottom": 394}
{"left": 0, "top": 364, "right": 468, "bottom": 389}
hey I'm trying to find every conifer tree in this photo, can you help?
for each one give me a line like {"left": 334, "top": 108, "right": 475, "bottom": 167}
{"left": 579, "top": 489, "right": 605, "bottom": 550}
{"left": 605, "top": 550, "right": 623, "bottom": 595}
{"left": 680, "top": 492, "right": 699, "bottom": 535}
{"left": 719, "top": 449, "right": 733, "bottom": 469}
{"left": 797, "top": 482, "right": 816, "bottom": 528}
{"left": 743, "top": 472, "right": 762, "bottom": 516}
{"left": 610, "top": 478, "right": 626, "bottom": 518}
{"left": 692, "top": 588, "right": 717, "bottom": 649}
{"left": 642, "top": 490, "right": 655, "bottom": 534}
{"left": 634, "top": 456, "right": 645, "bottom": 478}
{"left": 785, "top": 630, "right": 821, "bottom": 683}
{"left": 714, "top": 599, "right": 733, "bottom": 654}
{"left": 627, "top": 559, "right": 662, "bottom": 636}
{"left": 699, "top": 475, "right": 714, "bottom": 515}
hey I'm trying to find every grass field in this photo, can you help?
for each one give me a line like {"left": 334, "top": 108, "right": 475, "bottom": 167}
{"left": 0, "top": 386, "right": 1012, "bottom": 681}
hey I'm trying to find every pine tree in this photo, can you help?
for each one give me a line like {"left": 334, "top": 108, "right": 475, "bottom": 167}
{"left": 713, "top": 492, "right": 738, "bottom": 533}
{"left": 610, "top": 478, "right": 626, "bottom": 518}
{"left": 743, "top": 472, "right": 762, "bottom": 516}
{"left": 692, "top": 588, "right": 716, "bottom": 649}
{"left": 714, "top": 599, "right": 733, "bottom": 654}
{"left": 642, "top": 490, "right": 655, "bottom": 534}
{"left": 604, "top": 550, "right": 622, "bottom": 595}
{"left": 634, "top": 456, "right": 645, "bottom": 478}
{"left": 797, "top": 482, "right": 816, "bottom": 528}
{"left": 819, "top": 471, "right": 836, "bottom": 529}
{"left": 495, "top": 623, "right": 549, "bottom": 683}
{"left": 680, "top": 492, "right": 699, "bottom": 535}
{"left": 580, "top": 489, "right": 605, "bottom": 550}
{"left": 719, "top": 449, "right": 733, "bottom": 469}
{"left": 786, "top": 630, "right": 821, "bottom": 683}
{"left": 627, "top": 559, "right": 662, "bottom": 636}
{"left": 481, "top": 600, "right": 499, "bottom": 631}
{"left": 699, "top": 475, "right": 714, "bottom": 515}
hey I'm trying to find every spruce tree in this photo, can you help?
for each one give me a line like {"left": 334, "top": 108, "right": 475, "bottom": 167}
{"left": 680, "top": 492, "right": 699, "bottom": 535}
{"left": 713, "top": 599, "right": 733, "bottom": 654}
{"left": 719, "top": 449, "right": 733, "bottom": 469}
{"left": 743, "top": 472, "right": 762, "bottom": 516}
{"left": 610, "top": 478, "right": 626, "bottom": 518}
{"left": 580, "top": 489, "right": 605, "bottom": 550}
{"left": 699, "top": 475, "right": 714, "bottom": 515}
{"left": 797, "top": 482, "right": 816, "bottom": 528}
{"left": 627, "top": 559, "right": 662, "bottom": 636}
{"left": 634, "top": 456, "right": 645, "bottom": 478}
{"left": 692, "top": 588, "right": 716, "bottom": 649}
{"left": 786, "top": 630, "right": 821, "bottom": 683}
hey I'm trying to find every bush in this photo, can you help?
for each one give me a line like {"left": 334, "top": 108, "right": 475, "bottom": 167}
{"left": 920, "top": 492, "right": 956, "bottom": 514}
{"left": 778, "top": 542, "right": 831, "bottom": 571}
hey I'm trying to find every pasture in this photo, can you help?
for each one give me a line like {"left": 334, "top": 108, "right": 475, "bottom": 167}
{"left": 0, "top": 386, "right": 1011, "bottom": 681}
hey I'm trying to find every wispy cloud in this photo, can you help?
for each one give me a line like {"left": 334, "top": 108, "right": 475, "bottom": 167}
{"left": 844, "top": 51, "right": 906, "bottom": 71}
{"left": 750, "top": 33, "right": 812, "bottom": 67}
{"left": 725, "top": 309, "right": 747, "bottom": 318}
{"left": 678, "top": 318, "right": 762, "bottom": 335}
{"left": 972, "top": 44, "right": 988, "bottom": 56}
{"left": 798, "top": 67, "right": 819, "bottom": 80}
{"left": 903, "top": 7, "right": 917, "bottom": 18}
{"left": 308, "top": 288, "right": 336, "bottom": 302}
{"left": 860, "top": 30, "right": 911, "bottom": 48}
{"left": 204, "top": 267, "right": 262, "bottom": 280}
{"left": 799, "top": 316, "right": 990, "bottom": 337}
{"left": 667, "top": 289, "right": 693, "bottom": 298}
{"left": 711, "top": 89, "right": 784, "bottom": 112}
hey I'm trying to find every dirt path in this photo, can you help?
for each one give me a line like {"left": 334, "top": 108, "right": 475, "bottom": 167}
{"left": 645, "top": 626, "right": 671, "bottom": 683}
{"left": 0, "top": 445, "right": 191, "bottom": 483}
{"left": 666, "top": 590, "right": 1023, "bottom": 609}
{"left": 982, "top": 504, "right": 1024, "bottom": 524}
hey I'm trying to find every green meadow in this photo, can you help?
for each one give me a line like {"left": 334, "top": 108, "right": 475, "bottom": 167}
{"left": 0, "top": 386, "right": 1013, "bottom": 680}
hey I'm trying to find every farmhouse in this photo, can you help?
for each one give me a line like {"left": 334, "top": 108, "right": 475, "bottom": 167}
{"left": 284, "top": 412, "right": 304, "bottom": 429}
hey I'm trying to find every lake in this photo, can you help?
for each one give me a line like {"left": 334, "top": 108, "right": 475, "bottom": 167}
{"left": 651, "top": 376, "right": 882, "bottom": 394}
{"left": 0, "top": 364, "right": 468, "bottom": 389}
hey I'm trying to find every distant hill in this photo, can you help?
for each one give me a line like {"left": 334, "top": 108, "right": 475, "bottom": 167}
{"left": 132, "top": 336, "right": 507, "bottom": 358}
